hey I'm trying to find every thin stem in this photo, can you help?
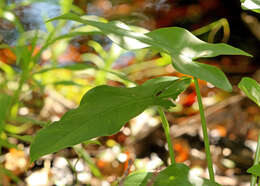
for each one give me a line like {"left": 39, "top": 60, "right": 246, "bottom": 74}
{"left": 194, "top": 77, "right": 215, "bottom": 182}
{"left": 250, "top": 133, "right": 260, "bottom": 186}
{"left": 158, "top": 107, "right": 175, "bottom": 164}
{"left": 73, "top": 145, "right": 102, "bottom": 178}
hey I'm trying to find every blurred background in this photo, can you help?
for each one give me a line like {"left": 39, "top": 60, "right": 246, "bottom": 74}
{"left": 0, "top": 0, "right": 260, "bottom": 185}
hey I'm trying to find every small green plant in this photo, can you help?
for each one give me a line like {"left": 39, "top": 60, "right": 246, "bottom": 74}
{"left": 28, "top": 13, "right": 252, "bottom": 185}
{"left": 239, "top": 78, "right": 260, "bottom": 186}
{"left": 238, "top": 2, "right": 260, "bottom": 185}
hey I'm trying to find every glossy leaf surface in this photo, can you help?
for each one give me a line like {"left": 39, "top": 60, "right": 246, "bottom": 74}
{"left": 241, "top": 0, "right": 260, "bottom": 13}
{"left": 30, "top": 77, "right": 191, "bottom": 161}
{"left": 238, "top": 77, "right": 260, "bottom": 107}
{"left": 49, "top": 13, "right": 251, "bottom": 92}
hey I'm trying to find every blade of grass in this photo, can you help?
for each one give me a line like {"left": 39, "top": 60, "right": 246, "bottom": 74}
{"left": 251, "top": 133, "right": 260, "bottom": 186}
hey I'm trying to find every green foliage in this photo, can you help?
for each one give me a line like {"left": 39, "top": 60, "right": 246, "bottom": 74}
{"left": 241, "top": 0, "right": 260, "bottom": 13}
{"left": 49, "top": 13, "right": 251, "bottom": 92}
{"left": 238, "top": 77, "right": 260, "bottom": 186}
{"left": 238, "top": 77, "right": 260, "bottom": 107}
{"left": 153, "top": 164, "right": 192, "bottom": 186}
{"left": 123, "top": 172, "right": 152, "bottom": 186}
{"left": 0, "top": 94, "right": 11, "bottom": 131}
{"left": 30, "top": 76, "right": 191, "bottom": 161}
{"left": 123, "top": 164, "right": 220, "bottom": 186}
{"left": 247, "top": 164, "right": 260, "bottom": 176}
{"left": 0, "top": 164, "right": 21, "bottom": 183}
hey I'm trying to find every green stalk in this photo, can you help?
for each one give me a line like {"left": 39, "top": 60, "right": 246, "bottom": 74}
{"left": 250, "top": 132, "right": 260, "bottom": 186}
{"left": 73, "top": 145, "right": 102, "bottom": 178}
{"left": 194, "top": 77, "right": 215, "bottom": 182}
{"left": 158, "top": 107, "right": 175, "bottom": 164}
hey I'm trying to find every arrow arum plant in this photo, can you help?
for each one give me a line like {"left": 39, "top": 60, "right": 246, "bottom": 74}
{"left": 238, "top": 2, "right": 260, "bottom": 185}
{"left": 239, "top": 78, "right": 260, "bottom": 186}
{"left": 30, "top": 13, "right": 252, "bottom": 185}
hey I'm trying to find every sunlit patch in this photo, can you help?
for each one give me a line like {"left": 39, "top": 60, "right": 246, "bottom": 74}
{"left": 222, "top": 148, "right": 232, "bottom": 156}
{"left": 196, "top": 50, "right": 213, "bottom": 58}
{"left": 114, "top": 21, "right": 131, "bottom": 30}
{"left": 108, "top": 22, "right": 150, "bottom": 50}
{"left": 77, "top": 172, "right": 91, "bottom": 183}
{"left": 19, "top": 107, "right": 29, "bottom": 116}
{"left": 242, "top": 0, "right": 260, "bottom": 10}
{"left": 169, "top": 175, "right": 175, "bottom": 180}
{"left": 3, "top": 11, "right": 15, "bottom": 21}
{"left": 180, "top": 47, "right": 197, "bottom": 59}
{"left": 180, "top": 47, "right": 213, "bottom": 60}
{"left": 147, "top": 153, "right": 163, "bottom": 171}
{"left": 188, "top": 167, "right": 204, "bottom": 186}
{"left": 117, "top": 153, "right": 127, "bottom": 163}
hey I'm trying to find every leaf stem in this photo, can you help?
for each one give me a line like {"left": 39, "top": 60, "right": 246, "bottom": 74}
{"left": 193, "top": 77, "right": 215, "bottom": 182}
{"left": 250, "top": 132, "right": 260, "bottom": 186}
{"left": 158, "top": 107, "right": 175, "bottom": 164}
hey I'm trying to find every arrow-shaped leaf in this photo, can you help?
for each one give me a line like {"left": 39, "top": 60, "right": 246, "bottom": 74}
{"left": 146, "top": 28, "right": 251, "bottom": 92}
{"left": 30, "top": 76, "right": 191, "bottom": 161}
{"left": 238, "top": 77, "right": 260, "bottom": 107}
{"left": 123, "top": 163, "right": 220, "bottom": 186}
{"left": 48, "top": 13, "right": 251, "bottom": 92}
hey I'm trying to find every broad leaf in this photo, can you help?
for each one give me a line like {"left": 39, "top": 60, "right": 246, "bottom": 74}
{"left": 241, "top": 0, "right": 260, "bottom": 13}
{"left": 49, "top": 13, "right": 251, "bottom": 92}
{"left": 238, "top": 77, "right": 260, "bottom": 107}
{"left": 123, "top": 172, "right": 152, "bottom": 186}
{"left": 154, "top": 164, "right": 193, "bottom": 186}
{"left": 30, "top": 76, "right": 191, "bottom": 161}
{"left": 146, "top": 28, "right": 251, "bottom": 92}
{"left": 247, "top": 164, "right": 260, "bottom": 176}
{"left": 123, "top": 164, "right": 220, "bottom": 186}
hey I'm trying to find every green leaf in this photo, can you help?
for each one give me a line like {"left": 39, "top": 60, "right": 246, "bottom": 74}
{"left": 52, "top": 80, "right": 83, "bottom": 87}
{"left": 153, "top": 164, "right": 193, "bottom": 186}
{"left": 0, "top": 138, "right": 18, "bottom": 149}
{"left": 247, "top": 164, "right": 260, "bottom": 176}
{"left": 146, "top": 28, "right": 251, "bottom": 92}
{"left": 48, "top": 13, "right": 251, "bottom": 92}
{"left": 30, "top": 76, "right": 191, "bottom": 161}
{"left": 241, "top": 0, "right": 260, "bottom": 13}
{"left": 238, "top": 77, "right": 260, "bottom": 107}
{"left": 47, "top": 13, "right": 152, "bottom": 50}
{"left": 82, "top": 139, "right": 101, "bottom": 146}
{"left": 0, "top": 94, "right": 12, "bottom": 132}
{"left": 34, "top": 63, "right": 96, "bottom": 74}
{"left": 123, "top": 164, "right": 221, "bottom": 186}
{"left": 7, "top": 134, "right": 33, "bottom": 143}
{"left": 123, "top": 172, "right": 152, "bottom": 186}
{"left": 154, "top": 164, "right": 221, "bottom": 186}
